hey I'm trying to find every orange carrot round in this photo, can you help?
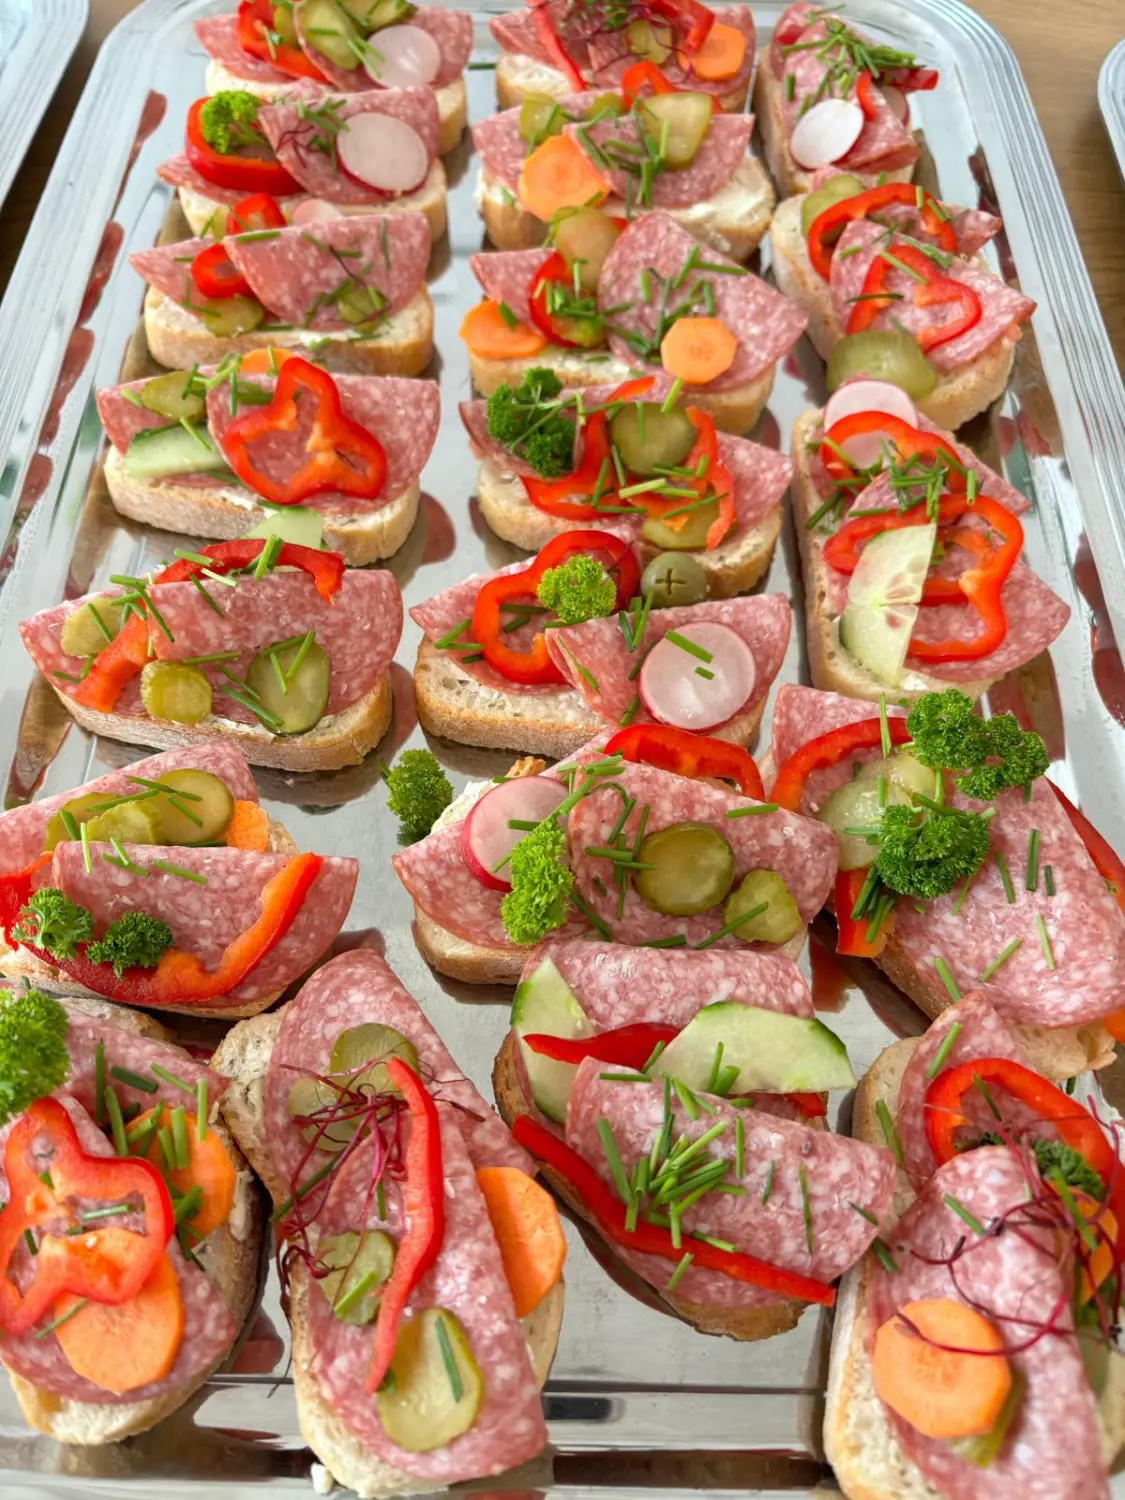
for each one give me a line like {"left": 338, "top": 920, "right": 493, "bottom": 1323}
{"left": 476, "top": 1166, "right": 566, "bottom": 1317}
{"left": 660, "top": 316, "right": 738, "bottom": 385}
{"left": 54, "top": 1254, "right": 184, "bottom": 1394}
{"left": 1068, "top": 1192, "right": 1118, "bottom": 1302}
{"left": 136, "top": 1108, "right": 237, "bottom": 1241}
{"left": 224, "top": 799, "right": 271, "bottom": 852}
{"left": 518, "top": 135, "right": 610, "bottom": 224}
{"left": 238, "top": 347, "right": 297, "bottom": 376}
{"left": 460, "top": 300, "right": 548, "bottom": 360}
{"left": 685, "top": 22, "right": 747, "bottom": 82}
{"left": 872, "top": 1297, "right": 1011, "bottom": 1440}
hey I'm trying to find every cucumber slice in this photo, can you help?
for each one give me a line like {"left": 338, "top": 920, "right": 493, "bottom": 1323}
{"left": 650, "top": 999, "right": 855, "bottom": 1094}
{"left": 510, "top": 958, "right": 594, "bottom": 1124}
{"left": 241, "top": 506, "right": 325, "bottom": 550}
{"left": 838, "top": 522, "right": 936, "bottom": 687}
{"left": 123, "top": 424, "right": 227, "bottom": 484}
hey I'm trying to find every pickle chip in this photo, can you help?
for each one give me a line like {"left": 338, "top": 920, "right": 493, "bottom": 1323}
{"left": 634, "top": 822, "right": 735, "bottom": 916}
{"left": 317, "top": 1230, "right": 395, "bottom": 1326}
{"left": 377, "top": 1308, "right": 484, "bottom": 1451}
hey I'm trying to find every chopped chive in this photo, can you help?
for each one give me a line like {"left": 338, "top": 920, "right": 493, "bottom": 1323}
{"left": 434, "top": 1313, "right": 464, "bottom": 1401}
{"left": 664, "top": 630, "right": 712, "bottom": 663}
{"left": 80, "top": 821, "right": 92, "bottom": 874}
{"left": 598, "top": 1071, "right": 650, "bottom": 1083}
{"left": 79, "top": 1203, "right": 131, "bottom": 1224}
{"left": 171, "top": 1106, "right": 190, "bottom": 1170}
{"left": 925, "top": 1022, "right": 961, "bottom": 1079}
{"left": 943, "top": 1193, "right": 986, "bottom": 1236}
{"left": 849, "top": 1201, "right": 878, "bottom": 1226}
{"left": 173, "top": 1185, "right": 204, "bottom": 1226}
{"left": 271, "top": 1156, "right": 337, "bottom": 1223}
{"left": 150, "top": 1064, "right": 195, "bottom": 1095}
{"left": 872, "top": 1238, "right": 898, "bottom": 1272}
{"left": 109, "top": 1065, "right": 158, "bottom": 1095}
{"left": 878, "top": 694, "right": 891, "bottom": 757}
{"left": 157, "top": 1125, "right": 176, "bottom": 1172}
{"left": 671, "top": 1078, "right": 701, "bottom": 1120}
{"left": 875, "top": 1099, "right": 903, "bottom": 1166}
{"left": 932, "top": 956, "right": 960, "bottom": 1003}
{"left": 642, "top": 934, "right": 688, "bottom": 948}
{"left": 1025, "top": 829, "right": 1040, "bottom": 891}
{"left": 725, "top": 803, "right": 779, "bottom": 817}
{"left": 332, "top": 1268, "right": 379, "bottom": 1320}
{"left": 34, "top": 1299, "right": 88, "bottom": 1339}
{"left": 151, "top": 860, "right": 209, "bottom": 884}
{"left": 196, "top": 1079, "right": 208, "bottom": 1142}
{"left": 94, "top": 1040, "right": 106, "bottom": 1125}
{"left": 105, "top": 1086, "right": 128, "bottom": 1157}
{"left": 995, "top": 851, "right": 1015, "bottom": 904}
{"left": 24, "top": 1228, "right": 37, "bottom": 1257}
{"left": 735, "top": 1115, "right": 744, "bottom": 1177}
{"left": 1036, "top": 914, "right": 1055, "bottom": 970}
{"left": 1044, "top": 864, "right": 1055, "bottom": 896}
{"left": 798, "top": 1165, "right": 813, "bottom": 1253}
{"left": 597, "top": 1117, "right": 633, "bottom": 1204}
{"left": 761, "top": 1158, "right": 776, "bottom": 1204}
{"left": 979, "top": 937, "right": 1023, "bottom": 983}
{"left": 666, "top": 1251, "right": 693, "bottom": 1291}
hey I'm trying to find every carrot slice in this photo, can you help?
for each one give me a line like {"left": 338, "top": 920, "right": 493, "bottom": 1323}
{"left": 1068, "top": 1191, "right": 1118, "bottom": 1301}
{"left": 460, "top": 300, "right": 548, "bottom": 360}
{"left": 476, "top": 1166, "right": 566, "bottom": 1317}
{"left": 224, "top": 799, "right": 271, "bottom": 852}
{"left": 54, "top": 1253, "right": 184, "bottom": 1394}
{"left": 685, "top": 22, "right": 747, "bottom": 82}
{"left": 518, "top": 135, "right": 610, "bottom": 223}
{"left": 872, "top": 1297, "right": 1011, "bottom": 1440}
{"left": 238, "top": 347, "right": 297, "bottom": 376}
{"left": 660, "top": 316, "right": 738, "bottom": 385}
{"left": 135, "top": 1107, "right": 237, "bottom": 1241}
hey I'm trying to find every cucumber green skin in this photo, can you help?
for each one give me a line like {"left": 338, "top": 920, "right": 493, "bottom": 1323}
{"left": 653, "top": 1000, "right": 855, "bottom": 1094}
{"left": 509, "top": 958, "right": 594, "bottom": 1124}
{"left": 123, "top": 424, "right": 226, "bottom": 483}
{"left": 242, "top": 506, "right": 325, "bottom": 549}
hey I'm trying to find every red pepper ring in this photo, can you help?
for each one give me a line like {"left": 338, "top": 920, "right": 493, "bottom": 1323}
{"left": 528, "top": 250, "right": 607, "bottom": 351}
{"left": 190, "top": 242, "right": 253, "bottom": 301}
{"left": 605, "top": 723, "right": 765, "bottom": 798}
{"left": 855, "top": 70, "right": 879, "bottom": 121}
{"left": 649, "top": 0, "right": 715, "bottom": 57}
{"left": 906, "top": 499, "right": 1024, "bottom": 665}
{"left": 846, "top": 243, "right": 982, "bottom": 352}
{"left": 184, "top": 97, "right": 302, "bottom": 196}
{"left": 235, "top": 0, "right": 328, "bottom": 82}
{"left": 222, "top": 357, "right": 387, "bottom": 507}
{"left": 621, "top": 60, "right": 681, "bottom": 106}
{"left": 521, "top": 375, "right": 655, "bottom": 520}
{"left": 0, "top": 1097, "right": 174, "bottom": 1335}
{"left": 513, "top": 1113, "right": 836, "bottom": 1306}
{"left": 523, "top": 1023, "right": 680, "bottom": 1068}
{"left": 226, "top": 191, "right": 287, "bottom": 235}
{"left": 772, "top": 717, "right": 912, "bottom": 814}
{"left": 834, "top": 867, "right": 893, "bottom": 958}
{"left": 823, "top": 494, "right": 1022, "bottom": 595}
{"left": 806, "top": 182, "right": 958, "bottom": 281}
{"left": 820, "top": 412, "right": 967, "bottom": 493}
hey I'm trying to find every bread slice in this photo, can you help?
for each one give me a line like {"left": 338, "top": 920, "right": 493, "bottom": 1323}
{"left": 104, "top": 445, "right": 420, "bottom": 568}
{"left": 143, "top": 286, "right": 434, "bottom": 378}
{"left": 752, "top": 63, "right": 915, "bottom": 200}
{"left": 211, "top": 1004, "right": 563, "bottom": 1500}
{"left": 476, "top": 156, "right": 775, "bottom": 260}
{"left": 475, "top": 455, "right": 781, "bottom": 597}
{"left": 494, "top": 50, "right": 749, "bottom": 114}
{"left": 177, "top": 159, "right": 449, "bottom": 246}
{"left": 770, "top": 196, "right": 1016, "bottom": 431}
{"left": 203, "top": 59, "right": 469, "bottom": 157}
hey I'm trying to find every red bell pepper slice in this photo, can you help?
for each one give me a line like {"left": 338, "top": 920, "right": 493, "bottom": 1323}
{"left": 0, "top": 1097, "right": 174, "bottom": 1335}
{"left": 787, "top": 1091, "right": 828, "bottom": 1119}
{"left": 834, "top": 867, "right": 891, "bottom": 958}
{"left": 881, "top": 65, "right": 939, "bottom": 92}
{"left": 846, "top": 243, "right": 982, "bottom": 351}
{"left": 772, "top": 717, "right": 912, "bottom": 813}
{"left": 521, "top": 376, "right": 655, "bottom": 521}
{"left": 819, "top": 412, "right": 967, "bottom": 493}
{"left": 221, "top": 356, "right": 387, "bottom": 506}
{"left": 70, "top": 540, "right": 343, "bottom": 715}
{"left": 604, "top": 724, "right": 764, "bottom": 798}
{"left": 470, "top": 530, "right": 640, "bottom": 686}
{"left": 649, "top": 0, "right": 715, "bottom": 56}
{"left": 226, "top": 191, "right": 287, "bottom": 234}
{"left": 523, "top": 1023, "right": 679, "bottom": 1068}
{"left": 855, "top": 69, "right": 879, "bottom": 121}
{"left": 184, "top": 96, "right": 302, "bottom": 196}
{"left": 366, "top": 1059, "right": 445, "bottom": 1394}
{"left": 530, "top": 2, "right": 585, "bottom": 91}
{"left": 806, "top": 182, "right": 958, "bottom": 281}
{"left": 528, "top": 250, "right": 606, "bottom": 351}
{"left": 621, "top": 60, "right": 680, "bottom": 105}
{"left": 190, "top": 242, "right": 253, "bottom": 301}
{"left": 513, "top": 1113, "right": 835, "bottom": 1306}
{"left": 235, "top": 0, "right": 328, "bottom": 82}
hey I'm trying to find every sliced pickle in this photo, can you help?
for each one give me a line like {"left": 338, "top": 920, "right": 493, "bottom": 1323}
{"left": 139, "top": 371, "right": 206, "bottom": 423}
{"left": 297, "top": 0, "right": 361, "bottom": 68}
{"left": 288, "top": 1075, "right": 356, "bottom": 1150}
{"left": 288, "top": 1025, "right": 419, "bottom": 1150}
{"left": 639, "top": 92, "right": 713, "bottom": 170}
{"left": 799, "top": 172, "right": 865, "bottom": 237}
{"left": 641, "top": 498, "right": 724, "bottom": 552}
{"left": 317, "top": 1230, "right": 395, "bottom": 1325}
{"left": 377, "top": 1308, "right": 484, "bottom": 1451}
{"left": 197, "top": 294, "right": 265, "bottom": 339}
{"left": 608, "top": 402, "right": 697, "bottom": 478}
{"left": 152, "top": 769, "right": 236, "bottom": 845}
{"left": 879, "top": 749, "right": 940, "bottom": 799}
{"left": 337, "top": 281, "right": 387, "bottom": 332}
{"left": 140, "top": 662, "right": 214, "bottom": 725}
{"left": 44, "top": 792, "right": 131, "bottom": 851}
{"left": 634, "top": 822, "right": 735, "bottom": 916}
{"left": 84, "top": 800, "right": 162, "bottom": 847}
{"left": 640, "top": 552, "right": 709, "bottom": 608}
{"left": 625, "top": 16, "right": 672, "bottom": 64}
{"left": 329, "top": 1023, "right": 419, "bottom": 1094}
{"left": 272, "top": 2, "right": 299, "bottom": 41}
{"left": 552, "top": 207, "right": 622, "bottom": 294}
{"left": 950, "top": 1371, "right": 1025, "bottom": 1468}
{"left": 347, "top": 0, "right": 416, "bottom": 30}
{"left": 584, "top": 92, "right": 625, "bottom": 120}
{"left": 518, "top": 93, "right": 566, "bottom": 146}
{"left": 723, "top": 870, "right": 802, "bottom": 944}
{"left": 826, "top": 331, "right": 938, "bottom": 402}
{"left": 59, "top": 599, "right": 125, "bottom": 658}
{"left": 245, "top": 637, "right": 330, "bottom": 735}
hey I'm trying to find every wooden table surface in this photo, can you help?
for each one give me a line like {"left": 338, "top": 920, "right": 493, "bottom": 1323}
{"left": 0, "top": 0, "right": 1123, "bottom": 363}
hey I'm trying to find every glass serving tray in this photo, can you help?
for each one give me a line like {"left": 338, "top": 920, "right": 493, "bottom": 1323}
{"left": 0, "top": 1, "right": 1124, "bottom": 1494}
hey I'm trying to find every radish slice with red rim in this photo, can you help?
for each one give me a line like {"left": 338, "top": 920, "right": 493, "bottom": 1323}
{"left": 638, "top": 623, "right": 757, "bottom": 732}
{"left": 290, "top": 198, "right": 345, "bottom": 226}
{"left": 790, "top": 98, "right": 864, "bottom": 169}
{"left": 823, "top": 380, "right": 919, "bottom": 468}
{"left": 460, "top": 776, "right": 568, "bottom": 892}
{"left": 880, "top": 85, "right": 910, "bottom": 124}
{"left": 337, "top": 112, "right": 430, "bottom": 196}
{"left": 362, "top": 24, "right": 441, "bottom": 88}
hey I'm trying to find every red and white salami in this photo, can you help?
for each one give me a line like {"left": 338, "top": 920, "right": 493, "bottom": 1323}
{"left": 563, "top": 111, "right": 751, "bottom": 207}
{"left": 292, "top": 10, "right": 470, "bottom": 94}
{"left": 194, "top": 15, "right": 291, "bottom": 85}
{"left": 60, "top": 1000, "right": 226, "bottom": 1121}
{"left": 471, "top": 93, "right": 591, "bottom": 192}
{"left": 469, "top": 246, "right": 552, "bottom": 330}
{"left": 488, "top": 9, "right": 554, "bottom": 67}
{"left": 769, "top": 683, "right": 908, "bottom": 815}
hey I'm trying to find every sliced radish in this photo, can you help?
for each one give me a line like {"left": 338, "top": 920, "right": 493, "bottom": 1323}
{"left": 823, "top": 380, "right": 919, "bottom": 468}
{"left": 337, "top": 112, "right": 429, "bottom": 196}
{"left": 290, "top": 198, "right": 345, "bottom": 226}
{"left": 638, "top": 623, "right": 757, "bottom": 732}
{"left": 880, "top": 85, "right": 910, "bottom": 125}
{"left": 362, "top": 24, "right": 441, "bottom": 88}
{"left": 790, "top": 98, "right": 865, "bottom": 169}
{"left": 460, "top": 776, "right": 568, "bottom": 892}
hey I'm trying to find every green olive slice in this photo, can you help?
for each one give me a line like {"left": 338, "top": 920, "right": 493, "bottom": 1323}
{"left": 59, "top": 599, "right": 126, "bottom": 658}
{"left": 140, "top": 662, "right": 214, "bottom": 725}
{"left": 151, "top": 769, "right": 236, "bottom": 845}
{"left": 723, "top": 870, "right": 802, "bottom": 944}
{"left": 377, "top": 1308, "right": 484, "bottom": 1451}
{"left": 317, "top": 1230, "right": 395, "bottom": 1325}
{"left": 245, "top": 638, "right": 330, "bottom": 736}
{"left": 608, "top": 402, "right": 697, "bottom": 478}
{"left": 633, "top": 822, "right": 735, "bottom": 916}
{"left": 640, "top": 552, "right": 710, "bottom": 608}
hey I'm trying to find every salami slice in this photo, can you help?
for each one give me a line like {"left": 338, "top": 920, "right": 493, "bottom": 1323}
{"left": 22, "top": 570, "right": 403, "bottom": 724}
{"left": 598, "top": 214, "right": 808, "bottom": 389}
{"left": 194, "top": 15, "right": 291, "bottom": 85}
{"left": 905, "top": 562, "right": 1070, "bottom": 683}
{"left": 38, "top": 844, "right": 357, "bottom": 1007}
{"left": 489, "top": 8, "right": 555, "bottom": 68}
{"left": 0, "top": 744, "right": 258, "bottom": 875}
{"left": 472, "top": 97, "right": 591, "bottom": 192}
{"left": 562, "top": 112, "right": 751, "bottom": 208}
{"left": 567, "top": 1061, "right": 893, "bottom": 1307}
{"left": 547, "top": 593, "right": 791, "bottom": 728}
{"left": 206, "top": 371, "right": 439, "bottom": 509}
{"left": 258, "top": 89, "right": 439, "bottom": 203}
{"left": 61, "top": 1001, "right": 226, "bottom": 1120}
{"left": 829, "top": 221, "right": 1036, "bottom": 374}
{"left": 96, "top": 381, "right": 177, "bottom": 453}
{"left": 155, "top": 154, "right": 299, "bottom": 217}
{"left": 261, "top": 950, "right": 530, "bottom": 1208}
{"left": 406, "top": 10, "right": 474, "bottom": 88}
{"left": 768, "top": 683, "right": 908, "bottom": 815}
{"left": 581, "top": 5, "right": 756, "bottom": 100}
{"left": 530, "top": 938, "right": 815, "bottom": 1022}
{"left": 130, "top": 237, "right": 212, "bottom": 309}
{"left": 868, "top": 1148, "right": 1108, "bottom": 1500}
{"left": 303, "top": 1109, "right": 546, "bottom": 1482}
{"left": 567, "top": 760, "right": 839, "bottom": 947}
{"left": 469, "top": 247, "right": 553, "bottom": 331}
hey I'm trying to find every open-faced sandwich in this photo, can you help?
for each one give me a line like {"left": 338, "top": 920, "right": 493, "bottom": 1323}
{"left": 460, "top": 209, "right": 808, "bottom": 435}
{"left": 195, "top": 2, "right": 472, "bottom": 155}
{"left": 19, "top": 539, "right": 402, "bottom": 771}
{"left": 97, "top": 352, "right": 439, "bottom": 565}
{"left": 826, "top": 993, "right": 1125, "bottom": 1498}
{"left": 0, "top": 986, "right": 261, "bottom": 1441}
{"left": 212, "top": 949, "right": 563, "bottom": 1498}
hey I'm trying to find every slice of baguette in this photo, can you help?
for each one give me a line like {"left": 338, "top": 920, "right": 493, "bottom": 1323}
{"left": 476, "top": 156, "right": 775, "bottom": 260}
{"left": 475, "top": 455, "right": 781, "bottom": 597}
{"left": 203, "top": 60, "right": 469, "bottom": 157}
{"left": 177, "top": 159, "right": 449, "bottom": 246}
{"left": 494, "top": 51, "right": 750, "bottom": 114}
{"left": 143, "top": 286, "right": 434, "bottom": 378}
{"left": 103, "top": 446, "right": 419, "bottom": 568}
{"left": 211, "top": 1004, "right": 563, "bottom": 1500}
{"left": 769, "top": 196, "right": 1016, "bottom": 430}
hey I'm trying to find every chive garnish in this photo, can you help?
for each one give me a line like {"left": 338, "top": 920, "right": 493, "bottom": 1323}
{"left": 875, "top": 1100, "right": 903, "bottom": 1166}
{"left": 332, "top": 1269, "right": 379, "bottom": 1320}
{"left": 1036, "top": 914, "right": 1055, "bottom": 969}
{"left": 435, "top": 1314, "right": 464, "bottom": 1402}
{"left": 104, "top": 1086, "right": 128, "bottom": 1157}
{"left": 152, "top": 860, "right": 209, "bottom": 884}
{"left": 925, "top": 1022, "right": 961, "bottom": 1079}
{"left": 94, "top": 1040, "right": 106, "bottom": 1125}
{"left": 761, "top": 1158, "right": 776, "bottom": 1204}
{"left": 878, "top": 694, "right": 891, "bottom": 757}
{"left": 724, "top": 803, "right": 779, "bottom": 817}
{"left": 734, "top": 1115, "right": 744, "bottom": 1178}
{"left": 980, "top": 937, "right": 1022, "bottom": 982}
{"left": 665, "top": 1251, "right": 693, "bottom": 1292}
{"left": 150, "top": 1063, "right": 195, "bottom": 1095}
{"left": 34, "top": 1299, "right": 89, "bottom": 1339}
{"left": 173, "top": 1186, "right": 204, "bottom": 1226}
{"left": 664, "top": 630, "right": 712, "bottom": 663}
{"left": 798, "top": 1165, "right": 814, "bottom": 1253}
{"left": 196, "top": 1079, "right": 208, "bottom": 1142}
{"left": 171, "top": 1106, "right": 190, "bottom": 1170}
{"left": 943, "top": 1193, "right": 986, "bottom": 1236}
{"left": 849, "top": 1201, "right": 878, "bottom": 1225}
{"left": 110, "top": 1065, "right": 158, "bottom": 1094}
{"left": 932, "top": 956, "right": 960, "bottom": 1002}
{"left": 872, "top": 1238, "right": 898, "bottom": 1272}
{"left": 995, "top": 851, "right": 1016, "bottom": 904}
{"left": 597, "top": 1117, "right": 633, "bottom": 1204}
{"left": 1025, "top": 829, "right": 1040, "bottom": 891}
{"left": 1044, "top": 864, "right": 1055, "bottom": 896}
